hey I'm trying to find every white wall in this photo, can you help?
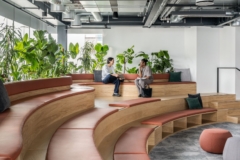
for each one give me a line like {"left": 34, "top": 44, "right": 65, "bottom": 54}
{"left": 184, "top": 27, "right": 197, "bottom": 81}
{"left": 219, "top": 27, "right": 236, "bottom": 94}
{"left": 69, "top": 27, "right": 191, "bottom": 71}
{"left": 68, "top": 26, "right": 240, "bottom": 96}
{"left": 235, "top": 28, "right": 240, "bottom": 100}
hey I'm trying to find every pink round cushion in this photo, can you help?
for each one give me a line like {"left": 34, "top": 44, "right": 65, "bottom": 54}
{"left": 199, "top": 129, "right": 232, "bottom": 154}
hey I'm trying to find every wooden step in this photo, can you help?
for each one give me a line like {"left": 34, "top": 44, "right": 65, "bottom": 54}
{"left": 228, "top": 109, "right": 240, "bottom": 116}
{"left": 210, "top": 101, "right": 240, "bottom": 109}
{"left": 227, "top": 115, "right": 240, "bottom": 124}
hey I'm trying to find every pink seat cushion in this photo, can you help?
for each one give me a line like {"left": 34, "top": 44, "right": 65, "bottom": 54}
{"left": 199, "top": 128, "right": 232, "bottom": 154}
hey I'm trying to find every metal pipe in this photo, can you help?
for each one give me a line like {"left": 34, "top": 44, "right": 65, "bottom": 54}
{"left": 91, "top": 12, "right": 103, "bottom": 22}
{"left": 149, "top": 0, "right": 168, "bottom": 27}
{"left": 161, "top": 0, "right": 182, "bottom": 20}
{"left": 160, "top": 0, "right": 177, "bottom": 20}
{"left": 142, "top": 0, "right": 154, "bottom": 22}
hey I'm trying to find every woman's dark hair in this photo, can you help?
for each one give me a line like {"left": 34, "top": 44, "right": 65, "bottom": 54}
{"left": 107, "top": 57, "right": 114, "bottom": 64}
{"left": 141, "top": 59, "right": 148, "bottom": 65}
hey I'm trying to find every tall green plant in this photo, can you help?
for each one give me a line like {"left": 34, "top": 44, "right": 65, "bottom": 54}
{"left": 78, "top": 41, "right": 94, "bottom": 73}
{"left": 0, "top": 25, "right": 21, "bottom": 82}
{"left": 116, "top": 45, "right": 135, "bottom": 73}
{"left": 92, "top": 43, "right": 109, "bottom": 70}
{"left": 151, "top": 50, "right": 173, "bottom": 73}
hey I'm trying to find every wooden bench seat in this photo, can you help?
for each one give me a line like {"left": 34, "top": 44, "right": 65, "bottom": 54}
{"left": 114, "top": 127, "right": 154, "bottom": 160}
{"left": 78, "top": 81, "right": 196, "bottom": 86}
{"left": 0, "top": 89, "right": 94, "bottom": 160}
{"left": 47, "top": 108, "right": 121, "bottom": 160}
{"left": 141, "top": 108, "right": 217, "bottom": 126}
{"left": 109, "top": 98, "right": 160, "bottom": 108}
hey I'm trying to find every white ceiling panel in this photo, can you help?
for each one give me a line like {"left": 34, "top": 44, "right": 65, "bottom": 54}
{"left": 118, "top": 0, "right": 147, "bottom": 13}
{"left": 80, "top": 1, "right": 99, "bottom": 12}
{"left": 95, "top": 1, "right": 112, "bottom": 12}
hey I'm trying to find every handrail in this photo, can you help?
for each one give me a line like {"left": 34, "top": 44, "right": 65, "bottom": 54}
{"left": 217, "top": 67, "right": 240, "bottom": 93}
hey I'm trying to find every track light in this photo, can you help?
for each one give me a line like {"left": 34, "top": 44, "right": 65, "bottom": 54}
{"left": 112, "top": 12, "right": 118, "bottom": 19}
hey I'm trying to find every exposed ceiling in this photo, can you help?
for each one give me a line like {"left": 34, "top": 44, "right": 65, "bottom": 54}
{"left": 4, "top": 0, "right": 240, "bottom": 28}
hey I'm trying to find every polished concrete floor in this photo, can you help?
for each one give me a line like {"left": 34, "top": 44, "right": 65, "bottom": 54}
{"left": 149, "top": 122, "right": 240, "bottom": 160}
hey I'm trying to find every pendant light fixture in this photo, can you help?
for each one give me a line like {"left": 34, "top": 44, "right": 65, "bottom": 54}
{"left": 196, "top": 0, "right": 214, "bottom": 6}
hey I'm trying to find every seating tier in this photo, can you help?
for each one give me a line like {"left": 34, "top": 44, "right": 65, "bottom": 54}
{"left": 47, "top": 108, "right": 120, "bottom": 160}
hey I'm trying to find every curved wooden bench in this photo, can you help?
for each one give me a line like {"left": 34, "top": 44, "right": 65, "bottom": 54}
{"left": 109, "top": 98, "right": 160, "bottom": 108}
{"left": 0, "top": 77, "right": 95, "bottom": 160}
{"left": 77, "top": 81, "right": 196, "bottom": 97}
{"left": 4, "top": 76, "right": 72, "bottom": 102}
{"left": 69, "top": 74, "right": 170, "bottom": 83}
{"left": 47, "top": 108, "right": 121, "bottom": 160}
{"left": 114, "top": 127, "right": 154, "bottom": 160}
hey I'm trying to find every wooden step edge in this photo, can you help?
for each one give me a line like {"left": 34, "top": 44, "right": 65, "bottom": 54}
{"left": 227, "top": 115, "right": 239, "bottom": 124}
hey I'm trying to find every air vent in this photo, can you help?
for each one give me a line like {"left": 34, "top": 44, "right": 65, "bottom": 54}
{"left": 196, "top": 0, "right": 214, "bottom": 6}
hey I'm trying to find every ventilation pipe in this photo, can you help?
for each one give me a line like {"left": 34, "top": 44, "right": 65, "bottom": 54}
{"left": 161, "top": 0, "right": 182, "bottom": 20}
{"left": 160, "top": 0, "right": 177, "bottom": 20}
{"left": 71, "top": 15, "right": 82, "bottom": 27}
{"left": 91, "top": 12, "right": 103, "bottom": 22}
{"left": 62, "top": 10, "right": 75, "bottom": 21}
{"left": 170, "top": 11, "right": 234, "bottom": 23}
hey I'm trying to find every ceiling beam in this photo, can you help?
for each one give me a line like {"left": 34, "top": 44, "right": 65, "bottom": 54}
{"left": 166, "top": 4, "right": 237, "bottom": 7}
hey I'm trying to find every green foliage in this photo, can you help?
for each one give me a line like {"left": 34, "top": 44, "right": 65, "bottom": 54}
{"left": 116, "top": 45, "right": 135, "bottom": 73}
{"left": 78, "top": 41, "right": 94, "bottom": 73}
{"left": 0, "top": 25, "right": 21, "bottom": 82}
{"left": 126, "top": 67, "right": 138, "bottom": 74}
{"left": 92, "top": 43, "right": 109, "bottom": 70}
{"left": 151, "top": 50, "right": 173, "bottom": 73}
{"left": 0, "top": 27, "right": 81, "bottom": 83}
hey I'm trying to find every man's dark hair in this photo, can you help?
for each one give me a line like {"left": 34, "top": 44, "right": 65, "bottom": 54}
{"left": 107, "top": 57, "right": 114, "bottom": 64}
{"left": 141, "top": 59, "right": 148, "bottom": 65}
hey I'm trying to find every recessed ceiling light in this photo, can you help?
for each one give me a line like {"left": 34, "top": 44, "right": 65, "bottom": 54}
{"left": 196, "top": 0, "right": 214, "bottom": 6}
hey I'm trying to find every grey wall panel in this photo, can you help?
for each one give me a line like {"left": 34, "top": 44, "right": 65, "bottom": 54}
{"left": 15, "top": 9, "right": 31, "bottom": 27}
{"left": 57, "top": 25, "right": 67, "bottom": 49}
{"left": 0, "top": 1, "right": 14, "bottom": 20}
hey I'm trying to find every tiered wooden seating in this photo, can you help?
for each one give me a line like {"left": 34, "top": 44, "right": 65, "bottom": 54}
{"left": 114, "top": 127, "right": 154, "bottom": 160}
{"left": 47, "top": 108, "right": 121, "bottom": 160}
{"left": 141, "top": 108, "right": 217, "bottom": 148}
{"left": 0, "top": 77, "right": 95, "bottom": 160}
{"left": 69, "top": 73, "right": 196, "bottom": 97}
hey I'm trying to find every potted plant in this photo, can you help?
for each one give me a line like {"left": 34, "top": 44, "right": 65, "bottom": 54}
{"left": 151, "top": 50, "right": 173, "bottom": 73}
{"left": 92, "top": 43, "right": 109, "bottom": 81}
{"left": 116, "top": 46, "right": 135, "bottom": 74}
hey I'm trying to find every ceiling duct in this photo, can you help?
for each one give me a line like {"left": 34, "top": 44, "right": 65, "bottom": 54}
{"left": 91, "top": 12, "right": 103, "bottom": 22}
{"left": 232, "top": 20, "right": 240, "bottom": 27}
{"left": 51, "top": 4, "right": 65, "bottom": 12}
{"left": 170, "top": 11, "right": 234, "bottom": 23}
{"left": 196, "top": 0, "right": 214, "bottom": 6}
{"left": 71, "top": 15, "right": 81, "bottom": 27}
{"left": 160, "top": 0, "right": 176, "bottom": 20}
{"left": 161, "top": 0, "right": 182, "bottom": 20}
{"left": 62, "top": 10, "right": 75, "bottom": 21}
{"left": 144, "top": 0, "right": 168, "bottom": 27}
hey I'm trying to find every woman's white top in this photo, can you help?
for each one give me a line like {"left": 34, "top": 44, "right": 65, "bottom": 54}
{"left": 102, "top": 64, "right": 115, "bottom": 80}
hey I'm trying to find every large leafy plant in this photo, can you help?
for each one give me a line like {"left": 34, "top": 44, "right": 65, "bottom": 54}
{"left": 0, "top": 25, "right": 21, "bottom": 82}
{"left": 92, "top": 43, "right": 109, "bottom": 70}
{"left": 116, "top": 45, "right": 135, "bottom": 73}
{"left": 151, "top": 50, "right": 173, "bottom": 73}
{"left": 78, "top": 41, "right": 94, "bottom": 73}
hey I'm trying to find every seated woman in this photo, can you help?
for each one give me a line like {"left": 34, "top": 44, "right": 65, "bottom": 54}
{"left": 134, "top": 59, "right": 153, "bottom": 97}
{"left": 102, "top": 57, "right": 121, "bottom": 97}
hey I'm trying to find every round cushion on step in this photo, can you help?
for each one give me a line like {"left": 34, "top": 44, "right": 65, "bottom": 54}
{"left": 199, "top": 128, "right": 232, "bottom": 154}
{"left": 223, "top": 137, "right": 240, "bottom": 160}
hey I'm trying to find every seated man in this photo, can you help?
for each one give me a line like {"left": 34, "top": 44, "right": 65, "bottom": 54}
{"left": 134, "top": 59, "right": 153, "bottom": 97}
{"left": 102, "top": 57, "right": 121, "bottom": 97}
